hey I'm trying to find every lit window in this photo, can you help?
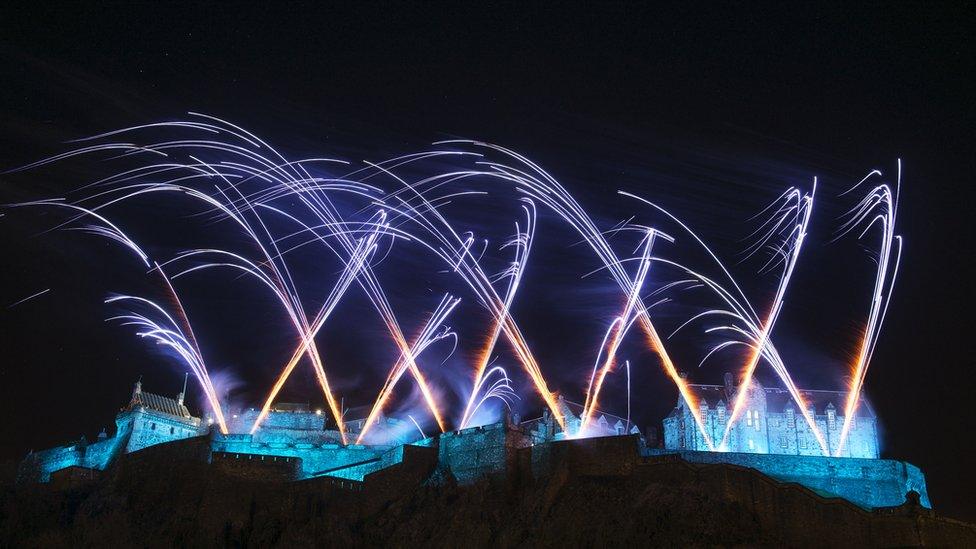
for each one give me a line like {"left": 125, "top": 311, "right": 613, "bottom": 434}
{"left": 748, "top": 439, "right": 755, "bottom": 450}
{"left": 746, "top": 411, "right": 753, "bottom": 427}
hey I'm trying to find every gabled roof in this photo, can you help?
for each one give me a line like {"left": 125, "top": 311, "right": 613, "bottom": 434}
{"left": 557, "top": 397, "right": 632, "bottom": 428}
{"left": 128, "top": 391, "right": 192, "bottom": 419}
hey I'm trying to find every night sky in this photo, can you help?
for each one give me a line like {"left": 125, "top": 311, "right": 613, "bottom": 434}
{"left": 1, "top": 5, "right": 974, "bottom": 520}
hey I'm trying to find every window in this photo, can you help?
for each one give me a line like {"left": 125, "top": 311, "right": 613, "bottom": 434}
{"left": 717, "top": 407, "right": 726, "bottom": 423}
{"left": 786, "top": 409, "right": 796, "bottom": 429}
{"left": 780, "top": 435, "right": 788, "bottom": 448}
{"left": 170, "top": 427, "right": 175, "bottom": 435}
{"left": 150, "top": 423, "right": 156, "bottom": 431}
{"left": 748, "top": 439, "right": 755, "bottom": 451}
{"left": 746, "top": 411, "right": 753, "bottom": 426}
{"left": 750, "top": 410, "right": 761, "bottom": 431}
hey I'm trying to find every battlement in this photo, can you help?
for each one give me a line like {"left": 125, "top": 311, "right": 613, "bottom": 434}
{"left": 211, "top": 451, "right": 302, "bottom": 482}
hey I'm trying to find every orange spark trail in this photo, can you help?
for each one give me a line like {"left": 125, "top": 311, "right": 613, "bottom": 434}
{"left": 356, "top": 296, "right": 458, "bottom": 443}
{"left": 580, "top": 232, "right": 655, "bottom": 434}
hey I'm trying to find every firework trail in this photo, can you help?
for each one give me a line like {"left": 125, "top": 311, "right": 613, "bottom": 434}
{"left": 833, "top": 163, "right": 902, "bottom": 456}
{"left": 427, "top": 141, "right": 715, "bottom": 448}
{"left": 719, "top": 184, "right": 816, "bottom": 450}
{"left": 3, "top": 117, "right": 904, "bottom": 453}
{"left": 356, "top": 293, "right": 460, "bottom": 443}
{"left": 106, "top": 291, "right": 229, "bottom": 434}
{"left": 6, "top": 117, "right": 449, "bottom": 438}
{"left": 7, "top": 288, "right": 51, "bottom": 309}
{"left": 621, "top": 187, "right": 830, "bottom": 455}
{"left": 578, "top": 228, "right": 658, "bottom": 435}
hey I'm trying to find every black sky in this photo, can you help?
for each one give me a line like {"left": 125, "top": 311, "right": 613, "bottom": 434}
{"left": 1, "top": 4, "right": 974, "bottom": 520}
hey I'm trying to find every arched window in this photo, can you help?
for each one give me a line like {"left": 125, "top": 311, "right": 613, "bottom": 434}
{"left": 150, "top": 423, "right": 156, "bottom": 431}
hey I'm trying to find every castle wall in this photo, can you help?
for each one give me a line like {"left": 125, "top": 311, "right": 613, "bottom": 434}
{"left": 647, "top": 449, "right": 929, "bottom": 509}
{"left": 228, "top": 409, "right": 327, "bottom": 434}
{"left": 667, "top": 404, "right": 879, "bottom": 458}
{"left": 18, "top": 429, "right": 131, "bottom": 483}
{"left": 360, "top": 444, "right": 439, "bottom": 498}
{"left": 437, "top": 421, "right": 533, "bottom": 484}
{"left": 212, "top": 432, "right": 382, "bottom": 478}
{"left": 122, "top": 409, "right": 203, "bottom": 453}
{"left": 527, "top": 434, "right": 641, "bottom": 481}
{"left": 211, "top": 452, "right": 301, "bottom": 482}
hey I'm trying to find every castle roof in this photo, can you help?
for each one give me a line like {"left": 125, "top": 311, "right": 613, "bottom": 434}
{"left": 128, "top": 391, "right": 192, "bottom": 419}
{"left": 557, "top": 397, "right": 633, "bottom": 428}
{"left": 679, "top": 383, "right": 876, "bottom": 418}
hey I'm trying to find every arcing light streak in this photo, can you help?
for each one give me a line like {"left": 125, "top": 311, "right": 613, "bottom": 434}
{"left": 389, "top": 193, "right": 566, "bottom": 431}
{"left": 248, "top": 221, "right": 383, "bottom": 439}
{"left": 465, "top": 365, "right": 519, "bottom": 425}
{"left": 578, "top": 229, "right": 657, "bottom": 434}
{"left": 834, "top": 163, "right": 902, "bottom": 456}
{"left": 459, "top": 207, "right": 535, "bottom": 429}
{"left": 6, "top": 117, "right": 904, "bottom": 453}
{"left": 433, "top": 141, "right": 714, "bottom": 448}
{"left": 719, "top": 184, "right": 815, "bottom": 450}
{"left": 9, "top": 117, "right": 448, "bottom": 438}
{"left": 356, "top": 294, "right": 461, "bottom": 443}
{"left": 106, "top": 292, "right": 229, "bottom": 434}
{"left": 621, "top": 188, "right": 829, "bottom": 455}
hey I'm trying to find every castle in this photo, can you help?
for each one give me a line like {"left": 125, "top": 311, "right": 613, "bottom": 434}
{"left": 663, "top": 373, "right": 880, "bottom": 458}
{"left": 18, "top": 379, "right": 928, "bottom": 512}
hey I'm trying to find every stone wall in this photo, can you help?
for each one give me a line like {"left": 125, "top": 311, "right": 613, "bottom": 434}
{"left": 17, "top": 431, "right": 130, "bottom": 483}
{"left": 122, "top": 409, "right": 202, "bottom": 453}
{"left": 526, "top": 434, "right": 641, "bottom": 481}
{"left": 667, "top": 398, "right": 880, "bottom": 458}
{"left": 647, "top": 448, "right": 929, "bottom": 509}
{"left": 212, "top": 432, "right": 382, "bottom": 478}
{"left": 211, "top": 452, "right": 301, "bottom": 482}
{"left": 437, "top": 422, "right": 534, "bottom": 484}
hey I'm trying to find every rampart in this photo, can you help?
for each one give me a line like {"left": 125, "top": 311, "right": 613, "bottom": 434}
{"left": 647, "top": 448, "right": 930, "bottom": 509}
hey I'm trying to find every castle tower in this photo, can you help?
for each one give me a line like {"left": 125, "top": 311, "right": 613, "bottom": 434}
{"left": 118, "top": 379, "right": 203, "bottom": 453}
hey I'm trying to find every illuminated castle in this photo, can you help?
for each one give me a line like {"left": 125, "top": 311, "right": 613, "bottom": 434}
{"left": 18, "top": 379, "right": 927, "bottom": 512}
{"left": 663, "top": 373, "right": 880, "bottom": 458}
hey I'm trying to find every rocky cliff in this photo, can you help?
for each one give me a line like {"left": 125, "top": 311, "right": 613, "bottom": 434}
{"left": 1, "top": 440, "right": 973, "bottom": 547}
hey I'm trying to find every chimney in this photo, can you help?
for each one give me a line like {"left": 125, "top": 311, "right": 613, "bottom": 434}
{"left": 723, "top": 372, "right": 735, "bottom": 398}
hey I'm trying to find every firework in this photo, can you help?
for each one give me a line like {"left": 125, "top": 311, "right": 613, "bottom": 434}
{"left": 3, "top": 117, "right": 904, "bottom": 452}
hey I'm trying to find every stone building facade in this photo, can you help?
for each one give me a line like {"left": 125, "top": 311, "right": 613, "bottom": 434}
{"left": 663, "top": 373, "right": 880, "bottom": 458}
